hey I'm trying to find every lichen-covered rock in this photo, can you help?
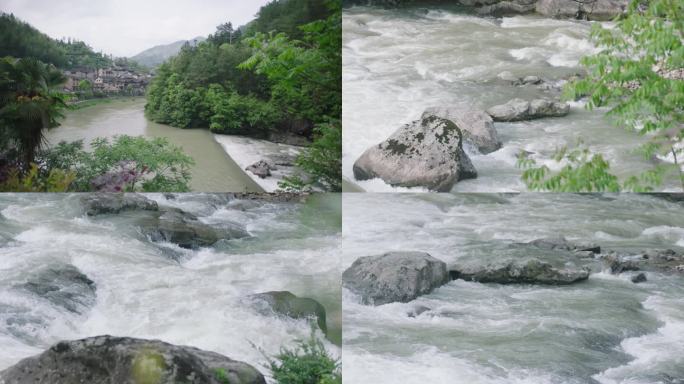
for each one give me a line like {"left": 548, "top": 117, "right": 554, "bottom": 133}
{"left": 353, "top": 115, "right": 477, "bottom": 191}
{"left": 487, "top": 98, "right": 569, "bottom": 121}
{"left": 422, "top": 106, "right": 502, "bottom": 154}
{"left": 0, "top": 335, "right": 265, "bottom": 384}
{"left": 247, "top": 291, "right": 327, "bottom": 334}
{"left": 81, "top": 193, "right": 158, "bottom": 216}
{"left": 343, "top": 251, "right": 450, "bottom": 305}
{"left": 450, "top": 258, "right": 590, "bottom": 285}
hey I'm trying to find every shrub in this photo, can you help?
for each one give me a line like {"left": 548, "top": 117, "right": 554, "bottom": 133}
{"left": 266, "top": 330, "right": 341, "bottom": 384}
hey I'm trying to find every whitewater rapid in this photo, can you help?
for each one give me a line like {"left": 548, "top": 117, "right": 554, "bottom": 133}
{"left": 343, "top": 7, "right": 676, "bottom": 192}
{"left": 0, "top": 193, "right": 341, "bottom": 381}
{"left": 342, "top": 193, "right": 684, "bottom": 383}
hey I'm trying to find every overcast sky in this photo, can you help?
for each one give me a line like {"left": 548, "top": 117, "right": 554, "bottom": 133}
{"left": 0, "top": 0, "right": 271, "bottom": 57}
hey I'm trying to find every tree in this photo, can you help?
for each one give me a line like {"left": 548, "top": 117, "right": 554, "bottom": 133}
{"left": 0, "top": 57, "right": 67, "bottom": 169}
{"left": 521, "top": 0, "right": 684, "bottom": 191}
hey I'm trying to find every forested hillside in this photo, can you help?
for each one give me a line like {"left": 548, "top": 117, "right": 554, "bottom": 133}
{"left": 0, "top": 13, "right": 112, "bottom": 69}
{"left": 145, "top": 0, "right": 341, "bottom": 191}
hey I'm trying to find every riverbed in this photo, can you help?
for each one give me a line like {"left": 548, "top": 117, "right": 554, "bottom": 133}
{"left": 342, "top": 7, "right": 679, "bottom": 192}
{"left": 0, "top": 193, "right": 341, "bottom": 379}
{"left": 343, "top": 193, "right": 684, "bottom": 383}
{"left": 47, "top": 98, "right": 262, "bottom": 192}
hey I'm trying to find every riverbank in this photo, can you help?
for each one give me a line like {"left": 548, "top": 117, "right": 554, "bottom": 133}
{"left": 213, "top": 134, "right": 305, "bottom": 192}
{"left": 67, "top": 96, "right": 142, "bottom": 110}
{"left": 48, "top": 98, "right": 263, "bottom": 192}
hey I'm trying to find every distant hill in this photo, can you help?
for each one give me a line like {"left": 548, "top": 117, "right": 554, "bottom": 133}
{"left": 130, "top": 37, "right": 205, "bottom": 68}
{"left": 0, "top": 12, "right": 112, "bottom": 69}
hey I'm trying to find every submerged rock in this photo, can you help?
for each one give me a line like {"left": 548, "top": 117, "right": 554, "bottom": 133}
{"left": 486, "top": 98, "right": 569, "bottom": 121}
{"left": 631, "top": 273, "right": 647, "bottom": 284}
{"left": 604, "top": 249, "right": 684, "bottom": 274}
{"left": 81, "top": 193, "right": 158, "bottom": 216}
{"left": 248, "top": 291, "right": 327, "bottom": 334}
{"left": 526, "top": 236, "right": 600, "bottom": 254}
{"left": 17, "top": 264, "right": 96, "bottom": 314}
{"left": 0, "top": 335, "right": 265, "bottom": 384}
{"left": 353, "top": 115, "right": 477, "bottom": 191}
{"left": 245, "top": 160, "right": 276, "bottom": 179}
{"left": 450, "top": 258, "right": 590, "bottom": 285}
{"left": 422, "top": 106, "right": 502, "bottom": 154}
{"left": 141, "top": 209, "right": 249, "bottom": 249}
{"left": 343, "top": 251, "right": 450, "bottom": 305}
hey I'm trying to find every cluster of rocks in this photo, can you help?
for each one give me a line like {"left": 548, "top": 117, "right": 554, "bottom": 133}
{"left": 343, "top": 238, "right": 684, "bottom": 306}
{"left": 0, "top": 336, "right": 266, "bottom": 384}
{"left": 342, "top": 0, "right": 628, "bottom": 21}
{"left": 246, "top": 160, "right": 277, "bottom": 179}
{"left": 353, "top": 96, "right": 569, "bottom": 190}
{"left": 81, "top": 193, "right": 250, "bottom": 250}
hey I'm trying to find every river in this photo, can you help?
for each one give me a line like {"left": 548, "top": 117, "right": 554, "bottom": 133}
{"left": 342, "top": 7, "right": 681, "bottom": 192}
{"left": 343, "top": 193, "right": 684, "bottom": 383}
{"left": 47, "top": 98, "right": 262, "bottom": 192}
{"left": 0, "top": 193, "right": 341, "bottom": 379}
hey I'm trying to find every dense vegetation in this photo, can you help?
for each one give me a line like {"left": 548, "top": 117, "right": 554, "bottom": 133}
{"left": 145, "top": 0, "right": 341, "bottom": 191}
{"left": 519, "top": 0, "right": 684, "bottom": 192}
{"left": 266, "top": 330, "right": 341, "bottom": 384}
{"left": 0, "top": 13, "right": 113, "bottom": 69}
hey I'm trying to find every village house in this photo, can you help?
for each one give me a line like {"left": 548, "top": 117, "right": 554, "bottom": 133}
{"left": 63, "top": 65, "right": 151, "bottom": 96}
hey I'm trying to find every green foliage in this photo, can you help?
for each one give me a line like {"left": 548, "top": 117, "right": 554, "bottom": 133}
{"left": 0, "top": 57, "right": 67, "bottom": 168}
{"left": 561, "top": 0, "right": 684, "bottom": 190}
{"left": 280, "top": 122, "right": 341, "bottom": 192}
{"left": 266, "top": 330, "right": 341, "bottom": 384}
{"left": 0, "top": 164, "right": 75, "bottom": 192}
{"left": 40, "top": 135, "right": 194, "bottom": 192}
{"left": 0, "top": 13, "right": 113, "bottom": 69}
{"left": 144, "top": 0, "right": 342, "bottom": 191}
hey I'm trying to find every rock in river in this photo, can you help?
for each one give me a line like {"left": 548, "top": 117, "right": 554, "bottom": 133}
{"left": 353, "top": 115, "right": 477, "bottom": 191}
{"left": 17, "top": 264, "right": 96, "bottom": 314}
{"left": 81, "top": 193, "right": 159, "bottom": 216}
{"left": 0, "top": 335, "right": 265, "bottom": 384}
{"left": 140, "top": 209, "right": 249, "bottom": 249}
{"left": 245, "top": 160, "right": 276, "bottom": 179}
{"left": 450, "top": 258, "right": 590, "bottom": 285}
{"left": 343, "top": 251, "right": 450, "bottom": 305}
{"left": 247, "top": 291, "right": 327, "bottom": 334}
{"left": 486, "top": 98, "right": 569, "bottom": 122}
{"left": 422, "top": 106, "right": 502, "bottom": 154}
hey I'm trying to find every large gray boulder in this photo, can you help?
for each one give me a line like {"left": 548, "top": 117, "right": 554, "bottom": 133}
{"left": 0, "top": 335, "right": 265, "bottom": 384}
{"left": 450, "top": 258, "right": 590, "bottom": 285}
{"left": 487, "top": 98, "right": 569, "bottom": 121}
{"left": 422, "top": 106, "right": 502, "bottom": 154}
{"left": 81, "top": 193, "right": 158, "bottom": 216}
{"left": 536, "top": 0, "right": 628, "bottom": 20}
{"left": 140, "top": 210, "right": 249, "bottom": 249}
{"left": 353, "top": 115, "right": 477, "bottom": 191}
{"left": 476, "top": 0, "right": 537, "bottom": 16}
{"left": 343, "top": 251, "right": 450, "bottom": 305}
{"left": 17, "top": 264, "right": 96, "bottom": 314}
{"left": 247, "top": 291, "right": 327, "bottom": 334}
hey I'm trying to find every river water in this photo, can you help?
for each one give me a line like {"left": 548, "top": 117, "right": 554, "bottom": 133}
{"left": 0, "top": 193, "right": 341, "bottom": 379}
{"left": 342, "top": 7, "right": 680, "bottom": 192}
{"left": 343, "top": 193, "right": 684, "bottom": 383}
{"left": 47, "top": 98, "right": 262, "bottom": 192}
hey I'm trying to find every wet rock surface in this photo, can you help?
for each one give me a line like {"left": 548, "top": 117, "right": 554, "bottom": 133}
{"left": 343, "top": 251, "right": 450, "bottom": 305}
{"left": 81, "top": 193, "right": 158, "bottom": 216}
{"left": 487, "top": 98, "right": 569, "bottom": 121}
{"left": 353, "top": 115, "right": 477, "bottom": 191}
{"left": 17, "top": 264, "right": 96, "bottom": 315}
{"left": 247, "top": 291, "right": 327, "bottom": 334}
{"left": 450, "top": 258, "right": 590, "bottom": 285}
{"left": 245, "top": 160, "right": 276, "bottom": 179}
{"left": 0, "top": 335, "right": 266, "bottom": 384}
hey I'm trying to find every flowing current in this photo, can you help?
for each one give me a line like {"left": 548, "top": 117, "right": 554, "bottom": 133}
{"left": 342, "top": 7, "right": 679, "bottom": 192}
{"left": 0, "top": 193, "right": 341, "bottom": 379}
{"left": 343, "top": 193, "right": 684, "bottom": 383}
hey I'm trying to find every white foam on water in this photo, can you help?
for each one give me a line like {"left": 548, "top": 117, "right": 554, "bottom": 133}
{"left": 640, "top": 225, "right": 684, "bottom": 245}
